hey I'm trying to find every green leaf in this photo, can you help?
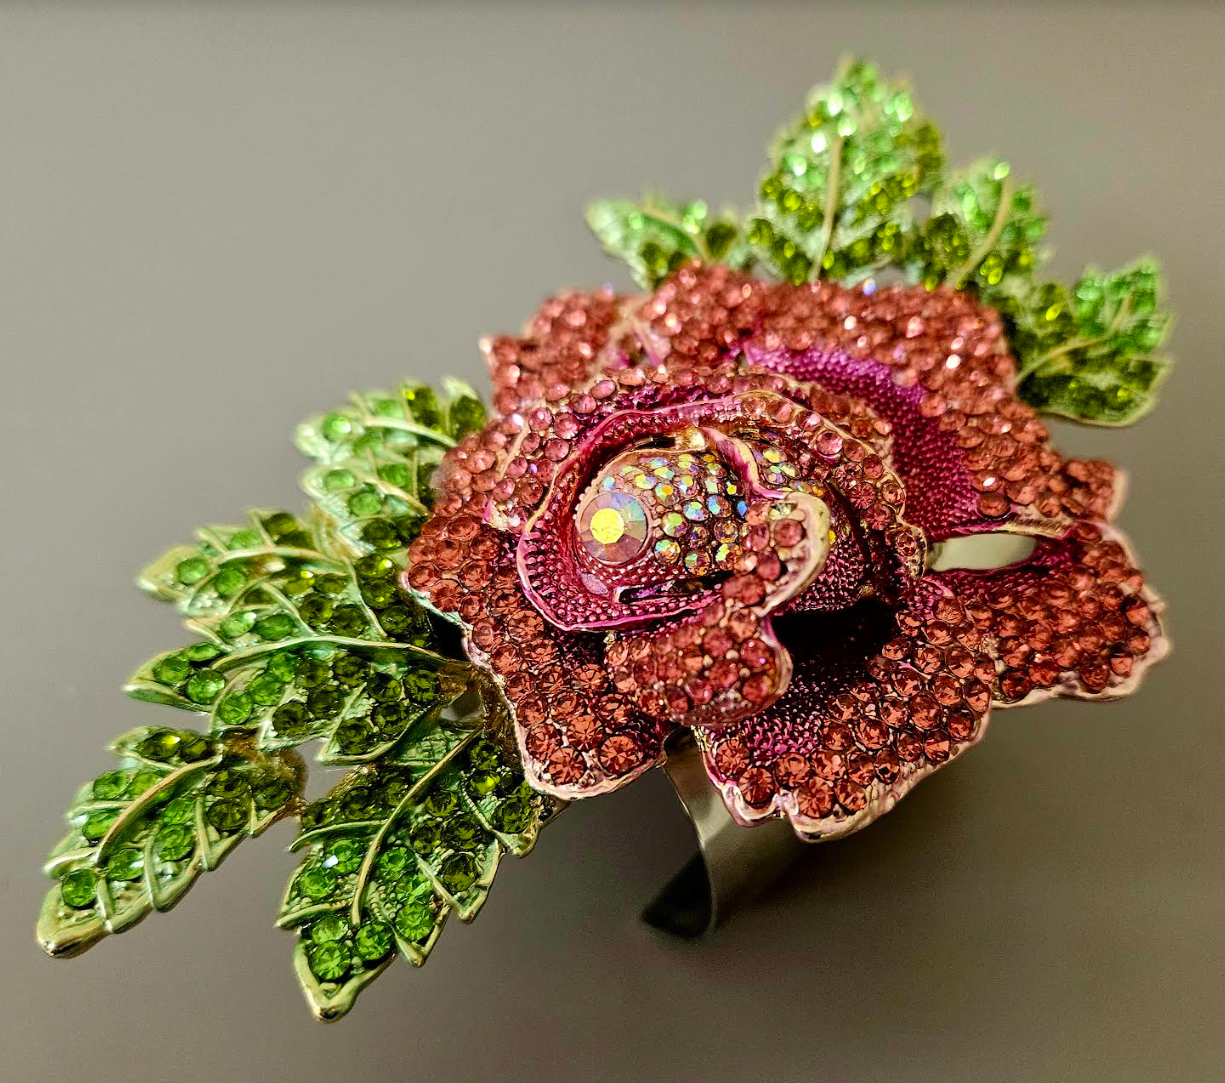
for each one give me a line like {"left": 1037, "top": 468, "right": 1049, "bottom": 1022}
{"left": 128, "top": 637, "right": 464, "bottom": 763}
{"left": 997, "top": 259, "right": 1171, "bottom": 425}
{"left": 296, "top": 380, "right": 483, "bottom": 562}
{"left": 913, "top": 157, "right": 1047, "bottom": 291}
{"left": 137, "top": 507, "right": 438, "bottom": 650}
{"left": 278, "top": 690, "right": 552, "bottom": 1021}
{"left": 579, "top": 57, "right": 1173, "bottom": 425}
{"left": 38, "top": 728, "right": 304, "bottom": 958}
{"left": 246, "top": 647, "right": 465, "bottom": 765}
{"left": 585, "top": 195, "right": 752, "bottom": 289}
{"left": 36, "top": 377, "right": 563, "bottom": 1017}
{"left": 139, "top": 508, "right": 343, "bottom": 617}
{"left": 749, "top": 57, "right": 943, "bottom": 284}
{"left": 129, "top": 505, "right": 451, "bottom": 730}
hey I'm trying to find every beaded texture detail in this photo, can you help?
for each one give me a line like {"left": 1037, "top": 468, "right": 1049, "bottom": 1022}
{"left": 407, "top": 264, "right": 1166, "bottom": 839}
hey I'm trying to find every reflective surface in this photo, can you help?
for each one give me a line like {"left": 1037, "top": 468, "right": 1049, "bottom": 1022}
{"left": 645, "top": 734, "right": 806, "bottom": 937}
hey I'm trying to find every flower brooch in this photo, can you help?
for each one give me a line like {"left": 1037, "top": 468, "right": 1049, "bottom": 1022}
{"left": 37, "top": 58, "right": 1170, "bottom": 1020}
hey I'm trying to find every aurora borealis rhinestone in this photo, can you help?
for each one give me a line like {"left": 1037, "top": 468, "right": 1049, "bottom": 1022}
{"left": 577, "top": 490, "right": 650, "bottom": 564}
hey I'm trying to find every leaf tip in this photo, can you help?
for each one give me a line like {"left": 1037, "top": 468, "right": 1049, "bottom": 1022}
{"left": 36, "top": 891, "right": 104, "bottom": 959}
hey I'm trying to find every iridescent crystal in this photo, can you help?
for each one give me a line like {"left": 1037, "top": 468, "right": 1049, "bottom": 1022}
{"left": 576, "top": 491, "right": 650, "bottom": 564}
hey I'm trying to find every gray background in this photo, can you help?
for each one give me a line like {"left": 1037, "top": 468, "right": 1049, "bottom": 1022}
{"left": 1, "top": 4, "right": 1222, "bottom": 1082}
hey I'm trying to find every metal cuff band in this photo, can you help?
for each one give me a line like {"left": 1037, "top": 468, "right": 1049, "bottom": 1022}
{"left": 642, "top": 734, "right": 807, "bottom": 937}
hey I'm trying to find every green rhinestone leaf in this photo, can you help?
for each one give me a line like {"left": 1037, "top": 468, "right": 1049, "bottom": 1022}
{"left": 37, "top": 728, "right": 303, "bottom": 959}
{"left": 127, "top": 500, "right": 452, "bottom": 743}
{"left": 997, "top": 259, "right": 1171, "bottom": 425}
{"left": 131, "top": 506, "right": 444, "bottom": 670}
{"left": 295, "top": 379, "right": 481, "bottom": 567}
{"left": 913, "top": 157, "right": 1047, "bottom": 291}
{"left": 138, "top": 508, "right": 346, "bottom": 622}
{"left": 130, "top": 637, "right": 462, "bottom": 767}
{"left": 583, "top": 55, "right": 1171, "bottom": 425}
{"left": 278, "top": 688, "right": 552, "bottom": 1021}
{"left": 750, "top": 58, "right": 943, "bottom": 285}
{"left": 585, "top": 195, "right": 753, "bottom": 290}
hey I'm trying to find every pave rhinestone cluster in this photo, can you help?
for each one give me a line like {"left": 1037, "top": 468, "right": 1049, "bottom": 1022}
{"left": 405, "top": 264, "right": 1164, "bottom": 837}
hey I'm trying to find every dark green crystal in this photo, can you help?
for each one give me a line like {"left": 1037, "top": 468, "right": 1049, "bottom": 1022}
{"left": 378, "top": 606, "right": 415, "bottom": 636}
{"left": 438, "top": 852, "right": 478, "bottom": 894}
{"left": 306, "top": 687, "right": 342, "bottom": 718}
{"left": 448, "top": 396, "right": 486, "bottom": 439}
{"left": 355, "top": 554, "right": 396, "bottom": 579}
{"left": 466, "top": 770, "right": 499, "bottom": 797}
{"left": 334, "top": 720, "right": 376, "bottom": 755}
{"left": 370, "top": 702, "right": 403, "bottom": 734}
{"left": 367, "top": 673, "right": 402, "bottom": 703}
{"left": 205, "top": 799, "right": 247, "bottom": 834}
{"left": 423, "top": 790, "right": 457, "bottom": 817}
{"left": 138, "top": 729, "right": 182, "bottom": 761}
{"left": 329, "top": 605, "right": 368, "bottom": 637}
{"left": 403, "top": 670, "right": 439, "bottom": 703}
{"left": 263, "top": 512, "right": 297, "bottom": 538}
{"left": 205, "top": 770, "right": 250, "bottom": 801}
{"left": 272, "top": 701, "right": 310, "bottom": 738}
{"left": 403, "top": 386, "right": 440, "bottom": 427}
{"left": 360, "top": 519, "right": 400, "bottom": 551}
{"left": 296, "top": 657, "right": 331, "bottom": 688}
{"left": 467, "top": 737, "right": 501, "bottom": 773}
{"left": 410, "top": 820, "right": 441, "bottom": 856}
{"left": 178, "top": 734, "right": 213, "bottom": 761}
{"left": 492, "top": 795, "right": 535, "bottom": 834}
{"left": 339, "top": 786, "right": 377, "bottom": 821}
{"left": 315, "top": 573, "right": 348, "bottom": 595}
{"left": 253, "top": 777, "right": 293, "bottom": 810}
{"left": 333, "top": 655, "right": 369, "bottom": 687}
{"left": 298, "top": 595, "right": 334, "bottom": 626}
{"left": 443, "top": 815, "right": 480, "bottom": 849}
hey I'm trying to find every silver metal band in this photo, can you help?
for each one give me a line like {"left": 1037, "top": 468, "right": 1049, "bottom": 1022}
{"left": 642, "top": 733, "right": 807, "bottom": 937}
